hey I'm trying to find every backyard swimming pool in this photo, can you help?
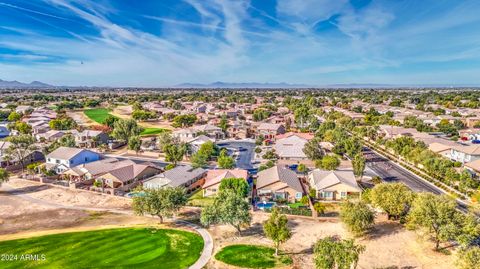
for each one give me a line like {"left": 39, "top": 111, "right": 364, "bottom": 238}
{"left": 256, "top": 201, "right": 276, "bottom": 209}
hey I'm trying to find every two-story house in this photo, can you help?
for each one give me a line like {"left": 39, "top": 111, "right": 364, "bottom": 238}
{"left": 450, "top": 145, "right": 480, "bottom": 164}
{"left": 45, "top": 147, "right": 102, "bottom": 174}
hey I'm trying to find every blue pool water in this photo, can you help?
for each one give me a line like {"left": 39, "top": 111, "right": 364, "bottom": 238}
{"left": 256, "top": 202, "right": 276, "bottom": 209}
{"left": 125, "top": 192, "right": 145, "bottom": 198}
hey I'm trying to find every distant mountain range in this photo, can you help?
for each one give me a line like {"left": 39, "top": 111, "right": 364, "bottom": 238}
{"left": 0, "top": 78, "right": 477, "bottom": 89}
{"left": 174, "top": 81, "right": 311, "bottom": 88}
{"left": 0, "top": 79, "right": 53, "bottom": 88}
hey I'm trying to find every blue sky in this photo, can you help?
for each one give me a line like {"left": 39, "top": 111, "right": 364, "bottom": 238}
{"left": 0, "top": 0, "right": 480, "bottom": 87}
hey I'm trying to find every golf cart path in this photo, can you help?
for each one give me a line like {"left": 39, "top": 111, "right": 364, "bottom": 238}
{"left": 2, "top": 183, "right": 213, "bottom": 269}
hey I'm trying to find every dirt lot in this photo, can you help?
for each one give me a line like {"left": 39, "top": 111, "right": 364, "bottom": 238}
{"left": 66, "top": 110, "right": 100, "bottom": 127}
{"left": 206, "top": 212, "right": 457, "bottom": 269}
{"left": 111, "top": 105, "right": 132, "bottom": 119}
{"left": 4, "top": 178, "right": 131, "bottom": 210}
{"left": 0, "top": 179, "right": 197, "bottom": 240}
{"left": 112, "top": 105, "right": 174, "bottom": 130}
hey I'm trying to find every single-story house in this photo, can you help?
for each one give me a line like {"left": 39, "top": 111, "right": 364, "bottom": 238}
{"left": 143, "top": 165, "right": 207, "bottom": 191}
{"left": 62, "top": 158, "right": 137, "bottom": 182}
{"left": 256, "top": 165, "right": 304, "bottom": 202}
{"left": 36, "top": 130, "right": 68, "bottom": 142}
{"left": 308, "top": 169, "right": 361, "bottom": 200}
{"left": 202, "top": 169, "right": 249, "bottom": 197}
{"left": 273, "top": 134, "right": 311, "bottom": 161}
{"left": 0, "top": 141, "right": 44, "bottom": 171}
{"left": 100, "top": 163, "right": 162, "bottom": 191}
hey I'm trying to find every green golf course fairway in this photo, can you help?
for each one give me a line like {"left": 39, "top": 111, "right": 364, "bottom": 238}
{"left": 0, "top": 228, "right": 204, "bottom": 269}
{"left": 215, "top": 244, "right": 292, "bottom": 268}
{"left": 84, "top": 108, "right": 115, "bottom": 124}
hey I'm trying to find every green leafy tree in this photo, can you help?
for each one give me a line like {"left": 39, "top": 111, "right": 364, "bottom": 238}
{"left": 132, "top": 187, "right": 187, "bottom": 223}
{"left": 104, "top": 115, "right": 118, "bottom": 129}
{"left": 340, "top": 201, "right": 375, "bottom": 236}
{"left": 197, "top": 141, "right": 217, "bottom": 159}
{"left": 0, "top": 168, "right": 9, "bottom": 187}
{"left": 111, "top": 119, "right": 142, "bottom": 143}
{"left": 313, "top": 237, "right": 365, "bottom": 269}
{"left": 218, "top": 154, "right": 235, "bottom": 169}
{"left": 262, "top": 150, "right": 278, "bottom": 160}
{"left": 44, "top": 134, "right": 77, "bottom": 154}
{"left": 297, "top": 163, "right": 307, "bottom": 174}
{"left": 49, "top": 116, "right": 77, "bottom": 130}
{"left": 352, "top": 153, "right": 366, "bottom": 179}
{"left": 200, "top": 189, "right": 251, "bottom": 234}
{"left": 219, "top": 178, "right": 249, "bottom": 198}
{"left": 300, "top": 195, "right": 310, "bottom": 205}
{"left": 303, "top": 138, "right": 324, "bottom": 160}
{"left": 316, "top": 155, "right": 340, "bottom": 170}
{"left": 5, "top": 135, "right": 37, "bottom": 173}
{"left": 263, "top": 207, "right": 292, "bottom": 256}
{"left": 7, "top": 111, "right": 21, "bottom": 122}
{"left": 370, "top": 183, "right": 414, "bottom": 220}
{"left": 164, "top": 143, "right": 187, "bottom": 166}
{"left": 313, "top": 202, "right": 326, "bottom": 215}
{"left": 172, "top": 114, "right": 197, "bottom": 127}
{"left": 157, "top": 132, "right": 176, "bottom": 153}
{"left": 219, "top": 114, "right": 229, "bottom": 132}
{"left": 190, "top": 152, "right": 208, "bottom": 168}
{"left": 407, "top": 193, "right": 468, "bottom": 250}
{"left": 128, "top": 136, "right": 142, "bottom": 155}
{"left": 13, "top": 121, "right": 32, "bottom": 134}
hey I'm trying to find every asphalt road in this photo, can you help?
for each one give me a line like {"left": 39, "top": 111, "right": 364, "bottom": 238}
{"left": 216, "top": 140, "right": 256, "bottom": 171}
{"left": 106, "top": 140, "right": 257, "bottom": 171}
{"left": 363, "top": 147, "right": 471, "bottom": 213}
{"left": 363, "top": 147, "right": 443, "bottom": 194}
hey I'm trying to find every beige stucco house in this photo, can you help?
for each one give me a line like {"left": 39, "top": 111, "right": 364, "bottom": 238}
{"left": 308, "top": 169, "right": 361, "bottom": 200}
{"left": 256, "top": 165, "right": 305, "bottom": 202}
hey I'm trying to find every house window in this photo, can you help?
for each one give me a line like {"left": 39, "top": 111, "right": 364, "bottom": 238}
{"left": 323, "top": 191, "right": 333, "bottom": 198}
{"left": 295, "top": 192, "right": 302, "bottom": 199}
{"left": 56, "top": 160, "right": 60, "bottom": 164}
{"left": 340, "top": 192, "right": 347, "bottom": 198}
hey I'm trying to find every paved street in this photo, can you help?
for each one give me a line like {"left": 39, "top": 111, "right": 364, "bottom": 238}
{"left": 364, "top": 147, "right": 443, "bottom": 194}
{"left": 363, "top": 147, "right": 471, "bottom": 213}
{"left": 217, "top": 140, "right": 256, "bottom": 171}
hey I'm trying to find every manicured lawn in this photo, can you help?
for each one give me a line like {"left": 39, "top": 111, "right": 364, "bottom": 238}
{"left": 84, "top": 108, "right": 115, "bottom": 124}
{"left": 187, "top": 189, "right": 215, "bottom": 207}
{"left": 215, "top": 244, "right": 292, "bottom": 268}
{"left": 287, "top": 202, "right": 306, "bottom": 209}
{"left": 140, "top": 127, "right": 168, "bottom": 136}
{"left": 0, "top": 228, "right": 203, "bottom": 269}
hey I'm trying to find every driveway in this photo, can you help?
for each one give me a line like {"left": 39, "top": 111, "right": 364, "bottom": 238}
{"left": 217, "top": 140, "right": 256, "bottom": 171}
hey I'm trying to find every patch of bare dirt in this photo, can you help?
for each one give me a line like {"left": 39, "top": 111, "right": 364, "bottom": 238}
{"left": 6, "top": 178, "right": 131, "bottom": 210}
{"left": 205, "top": 212, "right": 456, "bottom": 269}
